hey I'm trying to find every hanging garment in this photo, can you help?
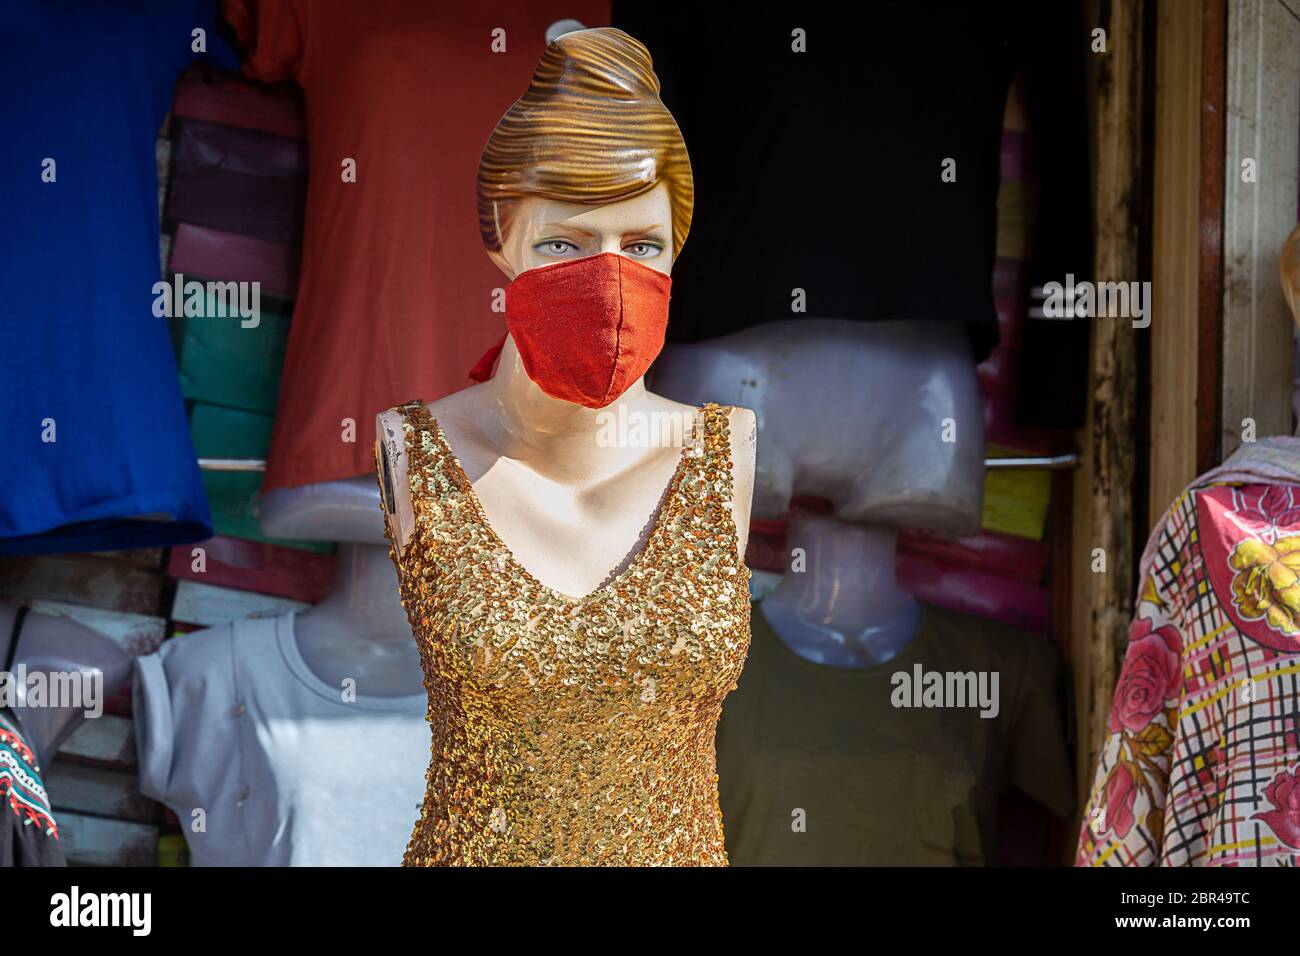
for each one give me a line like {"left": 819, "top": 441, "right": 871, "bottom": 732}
{"left": 613, "top": 1, "right": 1092, "bottom": 426}
{"left": 716, "top": 599, "right": 1074, "bottom": 865}
{"left": 0, "top": 2, "right": 233, "bottom": 554}
{"left": 379, "top": 401, "right": 750, "bottom": 865}
{"left": 221, "top": 0, "right": 611, "bottom": 491}
{"left": 133, "top": 611, "right": 429, "bottom": 866}
{"left": 1078, "top": 437, "right": 1300, "bottom": 867}
{"left": 1, "top": 609, "right": 67, "bottom": 867}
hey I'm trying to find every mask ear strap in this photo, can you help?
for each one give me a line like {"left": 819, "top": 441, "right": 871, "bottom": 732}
{"left": 468, "top": 333, "right": 508, "bottom": 383}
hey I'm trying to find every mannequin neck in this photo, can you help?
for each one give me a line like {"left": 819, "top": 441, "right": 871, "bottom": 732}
{"left": 291, "top": 541, "right": 424, "bottom": 698}
{"left": 483, "top": 336, "right": 651, "bottom": 441}
{"left": 762, "top": 516, "right": 922, "bottom": 668}
{"left": 299, "top": 542, "right": 412, "bottom": 643}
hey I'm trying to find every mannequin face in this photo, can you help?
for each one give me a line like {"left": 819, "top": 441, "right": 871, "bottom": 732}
{"left": 488, "top": 182, "right": 674, "bottom": 280}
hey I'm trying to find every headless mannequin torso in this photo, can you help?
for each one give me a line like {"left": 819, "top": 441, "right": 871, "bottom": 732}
{"left": 257, "top": 483, "right": 422, "bottom": 697}
{"left": 0, "top": 603, "right": 131, "bottom": 763}
{"left": 651, "top": 318, "right": 984, "bottom": 666}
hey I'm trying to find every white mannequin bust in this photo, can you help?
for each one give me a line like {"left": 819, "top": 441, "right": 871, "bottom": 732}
{"left": 651, "top": 318, "right": 985, "bottom": 666}
{"left": 258, "top": 487, "right": 424, "bottom": 698}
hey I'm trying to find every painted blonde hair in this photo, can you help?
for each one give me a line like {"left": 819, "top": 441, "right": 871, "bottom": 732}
{"left": 476, "top": 27, "right": 693, "bottom": 259}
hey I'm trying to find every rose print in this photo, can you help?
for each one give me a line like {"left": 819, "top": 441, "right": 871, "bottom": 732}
{"left": 1109, "top": 618, "right": 1181, "bottom": 734}
{"left": 1229, "top": 536, "right": 1300, "bottom": 635}
{"left": 1252, "top": 767, "right": 1300, "bottom": 849}
{"left": 1104, "top": 764, "right": 1138, "bottom": 839}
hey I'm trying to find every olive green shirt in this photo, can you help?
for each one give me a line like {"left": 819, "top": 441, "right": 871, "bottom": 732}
{"left": 717, "top": 601, "right": 1074, "bottom": 865}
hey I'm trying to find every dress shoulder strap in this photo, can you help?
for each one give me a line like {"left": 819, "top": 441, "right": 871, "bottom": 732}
{"left": 696, "top": 403, "right": 736, "bottom": 490}
{"left": 682, "top": 403, "right": 743, "bottom": 565}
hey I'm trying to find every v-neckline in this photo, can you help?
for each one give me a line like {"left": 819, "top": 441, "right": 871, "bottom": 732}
{"left": 421, "top": 406, "right": 707, "bottom": 605}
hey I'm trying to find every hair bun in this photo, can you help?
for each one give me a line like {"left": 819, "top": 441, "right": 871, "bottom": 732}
{"left": 477, "top": 27, "right": 693, "bottom": 259}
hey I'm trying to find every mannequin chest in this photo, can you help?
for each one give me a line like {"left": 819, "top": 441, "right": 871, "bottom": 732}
{"left": 443, "top": 437, "right": 688, "bottom": 601}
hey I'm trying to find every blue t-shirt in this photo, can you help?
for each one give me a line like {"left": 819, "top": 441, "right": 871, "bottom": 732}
{"left": 0, "top": 2, "right": 237, "bottom": 554}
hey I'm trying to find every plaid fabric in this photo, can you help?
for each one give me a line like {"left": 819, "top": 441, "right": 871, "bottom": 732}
{"left": 1078, "top": 456, "right": 1300, "bottom": 866}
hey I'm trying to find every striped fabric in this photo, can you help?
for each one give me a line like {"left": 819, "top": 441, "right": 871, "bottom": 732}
{"left": 1078, "top": 441, "right": 1300, "bottom": 866}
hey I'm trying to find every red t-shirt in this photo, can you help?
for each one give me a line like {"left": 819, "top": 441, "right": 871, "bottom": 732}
{"left": 223, "top": 0, "right": 610, "bottom": 489}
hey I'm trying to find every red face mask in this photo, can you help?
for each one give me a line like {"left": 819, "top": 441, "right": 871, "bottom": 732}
{"left": 467, "top": 252, "right": 672, "bottom": 408}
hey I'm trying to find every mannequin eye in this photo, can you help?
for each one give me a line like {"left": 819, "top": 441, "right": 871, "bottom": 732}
{"left": 624, "top": 241, "right": 664, "bottom": 258}
{"left": 533, "top": 239, "right": 580, "bottom": 258}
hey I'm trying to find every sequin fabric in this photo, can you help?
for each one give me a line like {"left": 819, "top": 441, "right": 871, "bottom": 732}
{"left": 377, "top": 400, "right": 751, "bottom": 866}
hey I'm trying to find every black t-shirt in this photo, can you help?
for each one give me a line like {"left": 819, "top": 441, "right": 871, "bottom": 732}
{"left": 615, "top": 1, "right": 1092, "bottom": 424}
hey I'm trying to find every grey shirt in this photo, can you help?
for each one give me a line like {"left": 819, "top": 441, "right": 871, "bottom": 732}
{"left": 134, "top": 612, "right": 428, "bottom": 866}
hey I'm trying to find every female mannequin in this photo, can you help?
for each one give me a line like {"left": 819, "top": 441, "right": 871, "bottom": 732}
{"left": 373, "top": 28, "right": 756, "bottom": 867}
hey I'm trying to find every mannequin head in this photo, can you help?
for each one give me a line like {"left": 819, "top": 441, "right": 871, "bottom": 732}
{"left": 478, "top": 27, "right": 692, "bottom": 273}
{"left": 471, "top": 27, "right": 693, "bottom": 409}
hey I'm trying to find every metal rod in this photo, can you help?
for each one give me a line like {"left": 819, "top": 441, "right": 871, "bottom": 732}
{"left": 984, "top": 453, "right": 1081, "bottom": 470}
{"left": 198, "top": 458, "right": 267, "bottom": 472}
{"left": 199, "top": 453, "right": 1084, "bottom": 473}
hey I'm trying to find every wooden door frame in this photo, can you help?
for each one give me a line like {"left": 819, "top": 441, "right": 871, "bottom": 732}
{"left": 1068, "top": 0, "right": 1300, "bottom": 845}
{"left": 1069, "top": 0, "right": 1146, "bottom": 827}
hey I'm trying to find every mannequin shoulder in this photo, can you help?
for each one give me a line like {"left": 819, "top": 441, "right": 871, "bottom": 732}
{"left": 725, "top": 405, "right": 757, "bottom": 445}
{"left": 724, "top": 406, "right": 756, "bottom": 562}
{"left": 374, "top": 394, "right": 471, "bottom": 554}
{"left": 373, "top": 404, "right": 425, "bottom": 554}
{"left": 374, "top": 407, "right": 411, "bottom": 496}
{"left": 724, "top": 405, "right": 757, "bottom": 472}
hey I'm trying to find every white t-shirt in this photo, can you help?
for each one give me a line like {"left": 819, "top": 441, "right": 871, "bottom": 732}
{"left": 134, "top": 611, "right": 428, "bottom": 866}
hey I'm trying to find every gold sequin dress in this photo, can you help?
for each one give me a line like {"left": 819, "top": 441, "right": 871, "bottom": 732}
{"left": 377, "top": 400, "right": 751, "bottom": 866}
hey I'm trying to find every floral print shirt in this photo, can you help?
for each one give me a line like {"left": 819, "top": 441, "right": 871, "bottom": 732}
{"left": 1077, "top": 438, "right": 1300, "bottom": 866}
